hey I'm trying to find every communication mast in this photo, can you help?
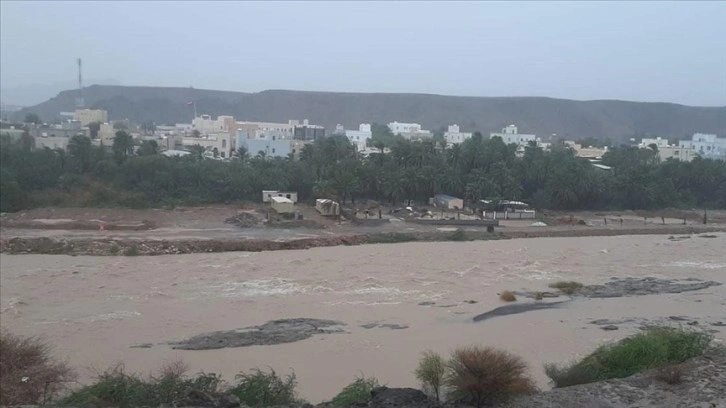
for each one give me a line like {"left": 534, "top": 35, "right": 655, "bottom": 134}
{"left": 75, "top": 58, "right": 84, "bottom": 108}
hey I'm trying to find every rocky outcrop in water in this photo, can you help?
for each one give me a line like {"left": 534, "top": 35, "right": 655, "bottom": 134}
{"left": 169, "top": 319, "right": 346, "bottom": 350}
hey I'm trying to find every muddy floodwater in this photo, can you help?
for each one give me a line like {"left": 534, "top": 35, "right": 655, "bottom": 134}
{"left": 2, "top": 234, "right": 725, "bottom": 402}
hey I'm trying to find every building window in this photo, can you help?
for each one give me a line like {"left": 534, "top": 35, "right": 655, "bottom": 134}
{"left": 221, "top": 152, "right": 225, "bottom": 158}
{"left": 222, "top": 139, "right": 226, "bottom": 148}
{"left": 272, "top": 148, "right": 276, "bottom": 154}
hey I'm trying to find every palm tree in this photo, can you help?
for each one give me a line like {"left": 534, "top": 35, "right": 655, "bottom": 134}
{"left": 112, "top": 131, "right": 134, "bottom": 163}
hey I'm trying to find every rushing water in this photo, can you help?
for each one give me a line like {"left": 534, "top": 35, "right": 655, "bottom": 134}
{"left": 2, "top": 234, "right": 725, "bottom": 402}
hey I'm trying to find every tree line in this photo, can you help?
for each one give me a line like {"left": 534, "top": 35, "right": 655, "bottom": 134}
{"left": 1, "top": 128, "right": 725, "bottom": 213}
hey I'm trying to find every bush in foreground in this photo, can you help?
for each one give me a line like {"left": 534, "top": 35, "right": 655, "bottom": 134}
{"left": 446, "top": 346, "right": 536, "bottom": 407}
{"left": 62, "top": 362, "right": 222, "bottom": 407}
{"left": 545, "top": 326, "right": 713, "bottom": 387}
{"left": 331, "top": 375, "right": 381, "bottom": 407}
{"left": 499, "top": 291, "right": 517, "bottom": 302}
{"left": 414, "top": 350, "right": 446, "bottom": 401}
{"left": 230, "top": 368, "right": 301, "bottom": 407}
{"left": 0, "top": 331, "right": 76, "bottom": 405}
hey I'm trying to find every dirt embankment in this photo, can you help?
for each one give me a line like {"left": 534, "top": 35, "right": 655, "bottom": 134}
{"left": 2, "top": 225, "right": 725, "bottom": 256}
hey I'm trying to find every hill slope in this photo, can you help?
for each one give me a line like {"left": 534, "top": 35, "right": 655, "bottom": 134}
{"left": 16, "top": 85, "right": 726, "bottom": 142}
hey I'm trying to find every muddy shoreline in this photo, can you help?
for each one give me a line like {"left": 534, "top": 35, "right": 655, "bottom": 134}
{"left": 1, "top": 225, "right": 724, "bottom": 256}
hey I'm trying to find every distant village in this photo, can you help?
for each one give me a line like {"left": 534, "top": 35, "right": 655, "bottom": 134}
{"left": 2, "top": 108, "right": 725, "bottom": 170}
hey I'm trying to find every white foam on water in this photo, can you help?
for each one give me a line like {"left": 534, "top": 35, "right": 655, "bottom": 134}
{"left": 665, "top": 261, "right": 726, "bottom": 270}
{"left": 83, "top": 311, "right": 141, "bottom": 322}
{"left": 204, "top": 278, "right": 306, "bottom": 298}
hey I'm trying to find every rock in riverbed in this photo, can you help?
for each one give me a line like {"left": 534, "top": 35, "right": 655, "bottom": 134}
{"left": 169, "top": 318, "right": 345, "bottom": 350}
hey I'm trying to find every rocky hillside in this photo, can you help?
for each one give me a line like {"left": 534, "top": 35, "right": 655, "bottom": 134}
{"left": 16, "top": 85, "right": 726, "bottom": 142}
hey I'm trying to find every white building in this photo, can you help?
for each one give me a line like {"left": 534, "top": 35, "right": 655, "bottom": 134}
{"left": 639, "top": 137, "right": 670, "bottom": 149}
{"left": 388, "top": 121, "right": 433, "bottom": 140}
{"left": 182, "top": 132, "right": 234, "bottom": 158}
{"left": 679, "top": 133, "right": 726, "bottom": 161}
{"left": 35, "top": 136, "right": 70, "bottom": 150}
{"left": 192, "top": 115, "right": 235, "bottom": 135}
{"left": 637, "top": 137, "right": 694, "bottom": 162}
{"left": 444, "top": 124, "right": 472, "bottom": 145}
{"left": 345, "top": 124, "right": 372, "bottom": 151}
{"left": 490, "top": 124, "right": 537, "bottom": 146}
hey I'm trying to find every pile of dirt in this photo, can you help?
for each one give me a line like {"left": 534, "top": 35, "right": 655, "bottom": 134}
{"left": 169, "top": 318, "right": 346, "bottom": 350}
{"left": 224, "top": 212, "right": 260, "bottom": 228}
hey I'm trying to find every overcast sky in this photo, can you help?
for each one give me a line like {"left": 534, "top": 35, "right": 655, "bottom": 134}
{"left": 1, "top": 1, "right": 725, "bottom": 106}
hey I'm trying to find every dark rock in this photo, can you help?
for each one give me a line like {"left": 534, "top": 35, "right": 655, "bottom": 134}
{"left": 579, "top": 277, "right": 721, "bottom": 298}
{"left": 601, "top": 325, "right": 619, "bottom": 331}
{"left": 669, "top": 316, "right": 689, "bottom": 321}
{"left": 369, "top": 386, "right": 443, "bottom": 408}
{"left": 463, "top": 300, "right": 478, "bottom": 304}
{"left": 687, "top": 321, "right": 700, "bottom": 326}
{"left": 417, "top": 301, "right": 435, "bottom": 306}
{"left": 169, "top": 318, "right": 345, "bottom": 350}
{"left": 710, "top": 321, "right": 726, "bottom": 327}
{"left": 360, "top": 323, "right": 409, "bottom": 330}
{"left": 130, "top": 343, "right": 153, "bottom": 348}
{"left": 473, "top": 301, "right": 567, "bottom": 322}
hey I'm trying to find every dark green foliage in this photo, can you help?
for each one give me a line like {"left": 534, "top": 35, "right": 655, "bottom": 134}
{"left": 1, "top": 131, "right": 725, "bottom": 213}
{"left": 229, "top": 368, "right": 301, "bottom": 407}
{"left": 447, "top": 229, "right": 467, "bottom": 241}
{"left": 62, "top": 363, "right": 222, "bottom": 407}
{"left": 545, "top": 327, "right": 713, "bottom": 387}
{"left": 331, "top": 375, "right": 380, "bottom": 407}
{"left": 365, "top": 233, "right": 418, "bottom": 244}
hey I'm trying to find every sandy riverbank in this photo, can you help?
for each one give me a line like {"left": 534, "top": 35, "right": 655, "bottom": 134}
{"left": 1, "top": 234, "right": 724, "bottom": 402}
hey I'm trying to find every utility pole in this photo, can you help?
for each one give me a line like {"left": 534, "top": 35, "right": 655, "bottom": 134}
{"left": 76, "top": 58, "right": 84, "bottom": 108}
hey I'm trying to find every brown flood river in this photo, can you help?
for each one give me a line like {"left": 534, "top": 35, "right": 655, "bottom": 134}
{"left": 1, "top": 234, "right": 725, "bottom": 402}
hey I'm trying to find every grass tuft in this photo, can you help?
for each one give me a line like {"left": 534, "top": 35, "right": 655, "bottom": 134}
{"left": 534, "top": 292, "right": 544, "bottom": 301}
{"left": 0, "top": 331, "right": 77, "bottom": 406}
{"left": 545, "top": 326, "right": 712, "bottom": 388}
{"left": 109, "top": 244, "right": 120, "bottom": 255}
{"left": 499, "top": 291, "right": 517, "bottom": 302}
{"left": 446, "top": 346, "right": 536, "bottom": 407}
{"left": 331, "top": 375, "right": 380, "bottom": 407}
{"left": 548, "top": 281, "right": 583, "bottom": 295}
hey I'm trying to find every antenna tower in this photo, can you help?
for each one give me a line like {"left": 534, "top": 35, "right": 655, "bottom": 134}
{"left": 76, "top": 58, "right": 84, "bottom": 108}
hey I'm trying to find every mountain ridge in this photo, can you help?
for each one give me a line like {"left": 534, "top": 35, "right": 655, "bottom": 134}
{"left": 15, "top": 85, "right": 726, "bottom": 142}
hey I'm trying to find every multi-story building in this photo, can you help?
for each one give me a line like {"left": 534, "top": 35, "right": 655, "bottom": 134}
{"left": 444, "top": 124, "right": 472, "bottom": 145}
{"left": 639, "top": 137, "right": 670, "bottom": 149}
{"left": 35, "top": 136, "right": 70, "bottom": 150}
{"left": 192, "top": 115, "right": 235, "bottom": 135}
{"left": 183, "top": 132, "right": 234, "bottom": 158}
{"left": 388, "top": 121, "right": 433, "bottom": 140}
{"left": 73, "top": 109, "right": 108, "bottom": 126}
{"left": 490, "top": 124, "right": 536, "bottom": 146}
{"left": 679, "top": 133, "right": 726, "bottom": 161}
{"left": 344, "top": 123, "right": 372, "bottom": 151}
{"left": 636, "top": 137, "right": 694, "bottom": 162}
{"left": 294, "top": 120, "right": 326, "bottom": 141}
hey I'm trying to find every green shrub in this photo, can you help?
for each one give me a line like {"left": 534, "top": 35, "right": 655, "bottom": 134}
{"left": 414, "top": 350, "right": 446, "bottom": 401}
{"left": 230, "top": 368, "right": 301, "bottom": 407}
{"left": 548, "top": 281, "right": 583, "bottom": 295}
{"left": 331, "top": 375, "right": 380, "bottom": 407}
{"left": 62, "top": 361, "right": 222, "bottom": 407}
{"left": 123, "top": 246, "right": 139, "bottom": 256}
{"left": 0, "top": 331, "right": 76, "bottom": 405}
{"left": 109, "top": 244, "right": 120, "bottom": 255}
{"left": 366, "top": 233, "right": 418, "bottom": 244}
{"left": 545, "top": 326, "right": 713, "bottom": 388}
{"left": 446, "top": 346, "right": 536, "bottom": 407}
{"left": 447, "top": 229, "right": 467, "bottom": 241}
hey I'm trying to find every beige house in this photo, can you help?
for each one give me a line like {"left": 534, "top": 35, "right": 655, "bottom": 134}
{"left": 74, "top": 109, "right": 108, "bottom": 126}
{"left": 271, "top": 196, "right": 295, "bottom": 213}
